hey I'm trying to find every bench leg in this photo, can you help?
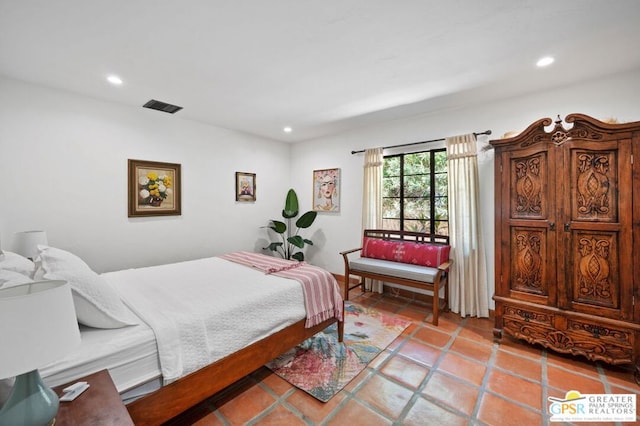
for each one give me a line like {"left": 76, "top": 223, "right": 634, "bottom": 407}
{"left": 444, "top": 280, "right": 449, "bottom": 312}
{"left": 432, "top": 289, "right": 439, "bottom": 326}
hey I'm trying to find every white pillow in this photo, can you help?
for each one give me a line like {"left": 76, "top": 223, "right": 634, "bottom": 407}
{"left": 38, "top": 246, "right": 138, "bottom": 329}
{"left": 0, "top": 251, "right": 35, "bottom": 277}
{"left": 0, "top": 269, "right": 34, "bottom": 289}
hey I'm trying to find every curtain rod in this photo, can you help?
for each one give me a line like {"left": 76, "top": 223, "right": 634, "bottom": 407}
{"left": 350, "top": 130, "right": 492, "bottom": 154}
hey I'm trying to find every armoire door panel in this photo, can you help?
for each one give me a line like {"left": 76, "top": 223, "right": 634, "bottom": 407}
{"left": 510, "top": 152, "right": 549, "bottom": 220}
{"left": 571, "top": 230, "right": 619, "bottom": 309}
{"left": 510, "top": 226, "right": 550, "bottom": 297}
{"left": 571, "top": 147, "right": 619, "bottom": 223}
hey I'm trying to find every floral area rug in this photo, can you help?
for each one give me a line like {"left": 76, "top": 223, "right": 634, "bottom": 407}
{"left": 265, "top": 301, "right": 411, "bottom": 402}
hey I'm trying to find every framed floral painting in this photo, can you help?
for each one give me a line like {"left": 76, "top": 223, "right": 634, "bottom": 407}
{"left": 313, "top": 168, "right": 340, "bottom": 212}
{"left": 236, "top": 172, "right": 256, "bottom": 202}
{"left": 128, "top": 159, "right": 181, "bottom": 217}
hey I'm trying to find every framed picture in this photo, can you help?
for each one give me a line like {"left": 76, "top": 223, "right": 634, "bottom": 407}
{"left": 313, "top": 168, "right": 340, "bottom": 212}
{"left": 128, "top": 159, "right": 181, "bottom": 217}
{"left": 236, "top": 172, "right": 256, "bottom": 202}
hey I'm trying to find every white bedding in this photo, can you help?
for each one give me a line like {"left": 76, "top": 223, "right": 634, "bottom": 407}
{"left": 103, "top": 256, "right": 306, "bottom": 383}
{"left": 40, "top": 317, "right": 159, "bottom": 392}
{"left": 25, "top": 255, "right": 309, "bottom": 399}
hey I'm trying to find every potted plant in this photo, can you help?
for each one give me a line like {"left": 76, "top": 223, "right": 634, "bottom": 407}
{"left": 264, "top": 189, "right": 317, "bottom": 261}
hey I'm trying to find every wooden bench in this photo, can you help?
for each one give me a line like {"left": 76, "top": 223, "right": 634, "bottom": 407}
{"left": 340, "top": 229, "right": 452, "bottom": 325}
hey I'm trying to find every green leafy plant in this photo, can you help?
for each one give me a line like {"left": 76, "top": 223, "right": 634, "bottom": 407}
{"left": 264, "top": 189, "right": 317, "bottom": 261}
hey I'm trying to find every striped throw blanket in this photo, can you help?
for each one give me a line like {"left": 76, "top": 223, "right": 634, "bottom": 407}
{"left": 220, "top": 251, "right": 344, "bottom": 327}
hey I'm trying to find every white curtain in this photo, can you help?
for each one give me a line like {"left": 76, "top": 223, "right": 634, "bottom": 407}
{"left": 362, "top": 147, "right": 384, "bottom": 293}
{"left": 446, "top": 134, "right": 489, "bottom": 317}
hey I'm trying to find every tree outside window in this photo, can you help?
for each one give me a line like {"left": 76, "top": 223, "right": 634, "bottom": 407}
{"left": 382, "top": 149, "right": 448, "bottom": 235}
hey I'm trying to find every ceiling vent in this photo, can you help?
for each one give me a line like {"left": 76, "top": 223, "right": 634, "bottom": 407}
{"left": 143, "top": 99, "right": 183, "bottom": 114}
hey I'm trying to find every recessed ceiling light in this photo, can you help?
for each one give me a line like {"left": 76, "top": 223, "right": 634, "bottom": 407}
{"left": 107, "top": 75, "right": 123, "bottom": 85}
{"left": 283, "top": 126, "right": 292, "bottom": 133}
{"left": 536, "top": 56, "right": 554, "bottom": 67}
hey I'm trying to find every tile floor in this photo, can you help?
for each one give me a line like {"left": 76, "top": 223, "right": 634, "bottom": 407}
{"left": 166, "top": 288, "right": 640, "bottom": 425}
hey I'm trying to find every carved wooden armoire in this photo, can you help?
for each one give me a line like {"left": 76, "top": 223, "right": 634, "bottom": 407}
{"left": 491, "top": 113, "right": 640, "bottom": 379}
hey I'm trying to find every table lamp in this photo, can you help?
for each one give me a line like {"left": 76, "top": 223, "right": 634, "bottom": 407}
{"left": 13, "top": 231, "right": 49, "bottom": 260}
{"left": 0, "top": 280, "right": 80, "bottom": 425}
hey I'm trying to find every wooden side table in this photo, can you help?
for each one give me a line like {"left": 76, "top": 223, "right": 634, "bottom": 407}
{"left": 53, "top": 369, "right": 133, "bottom": 426}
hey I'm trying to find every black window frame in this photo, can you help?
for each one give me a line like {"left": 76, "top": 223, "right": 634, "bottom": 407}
{"left": 382, "top": 148, "right": 448, "bottom": 235}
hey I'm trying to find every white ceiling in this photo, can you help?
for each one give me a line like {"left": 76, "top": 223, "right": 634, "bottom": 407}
{"left": 1, "top": 1, "right": 639, "bottom": 142}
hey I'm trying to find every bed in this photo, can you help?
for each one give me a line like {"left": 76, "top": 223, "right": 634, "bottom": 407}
{"left": 0, "top": 248, "right": 344, "bottom": 425}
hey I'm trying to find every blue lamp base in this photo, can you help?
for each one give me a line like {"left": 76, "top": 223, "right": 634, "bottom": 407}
{"left": 0, "top": 369, "right": 58, "bottom": 426}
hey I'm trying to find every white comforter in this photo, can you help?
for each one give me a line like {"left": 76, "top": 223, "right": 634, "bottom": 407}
{"left": 102, "top": 256, "right": 306, "bottom": 383}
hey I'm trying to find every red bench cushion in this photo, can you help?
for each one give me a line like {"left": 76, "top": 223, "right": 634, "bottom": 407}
{"left": 362, "top": 237, "right": 450, "bottom": 267}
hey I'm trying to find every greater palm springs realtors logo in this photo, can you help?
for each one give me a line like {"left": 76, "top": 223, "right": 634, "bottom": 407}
{"left": 548, "top": 390, "right": 636, "bottom": 422}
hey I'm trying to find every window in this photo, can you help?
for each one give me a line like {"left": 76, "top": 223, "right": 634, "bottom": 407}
{"left": 382, "top": 149, "right": 448, "bottom": 235}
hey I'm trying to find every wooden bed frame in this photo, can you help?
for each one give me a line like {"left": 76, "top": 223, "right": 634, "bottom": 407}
{"left": 126, "top": 314, "right": 343, "bottom": 425}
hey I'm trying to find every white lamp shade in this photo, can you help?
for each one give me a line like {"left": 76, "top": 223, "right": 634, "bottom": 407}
{"left": 0, "top": 280, "right": 80, "bottom": 379}
{"left": 13, "top": 231, "right": 48, "bottom": 259}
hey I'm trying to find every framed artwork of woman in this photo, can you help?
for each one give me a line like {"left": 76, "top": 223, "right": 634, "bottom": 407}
{"left": 313, "top": 168, "right": 340, "bottom": 212}
{"left": 235, "top": 172, "right": 256, "bottom": 202}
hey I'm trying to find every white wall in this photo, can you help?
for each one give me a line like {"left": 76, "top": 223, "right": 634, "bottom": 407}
{"left": 2, "top": 69, "right": 639, "bottom": 293}
{"left": 292, "top": 69, "right": 640, "bottom": 308}
{"left": 0, "top": 77, "right": 292, "bottom": 272}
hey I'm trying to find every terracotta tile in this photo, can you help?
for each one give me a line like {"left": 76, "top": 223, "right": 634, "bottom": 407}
{"left": 546, "top": 387, "right": 567, "bottom": 402}
{"left": 485, "top": 369, "right": 543, "bottom": 410}
{"left": 259, "top": 371, "right": 295, "bottom": 396}
{"left": 326, "top": 399, "right": 392, "bottom": 426}
{"left": 396, "top": 339, "right": 443, "bottom": 367}
{"left": 373, "top": 300, "right": 404, "bottom": 315}
{"left": 360, "top": 291, "right": 384, "bottom": 300}
{"left": 353, "top": 296, "right": 378, "bottom": 307}
{"left": 545, "top": 351, "right": 599, "bottom": 376}
{"left": 547, "top": 365, "right": 605, "bottom": 395}
{"left": 465, "top": 316, "right": 494, "bottom": 332}
{"left": 380, "top": 355, "right": 429, "bottom": 389}
{"left": 401, "top": 322, "right": 419, "bottom": 337}
{"left": 354, "top": 374, "right": 414, "bottom": 419}
{"left": 396, "top": 305, "right": 431, "bottom": 322}
{"left": 457, "top": 326, "right": 495, "bottom": 346}
{"left": 369, "top": 348, "right": 393, "bottom": 369}
{"left": 438, "top": 311, "right": 465, "bottom": 324}
{"left": 164, "top": 402, "right": 220, "bottom": 426}
{"left": 209, "top": 376, "right": 256, "bottom": 406}
{"left": 403, "top": 396, "right": 468, "bottom": 426}
{"left": 438, "top": 353, "right": 487, "bottom": 386}
{"left": 381, "top": 293, "right": 406, "bottom": 303}
{"left": 495, "top": 335, "right": 543, "bottom": 361}
{"left": 421, "top": 372, "right": 480, "bottom": 415}
{"left": 477, "top": 393, "right": 543, "bottom": 426}
{"left": 344, "top": 367, "right": 373, "bottom": 393}
{"left": 494, "top": 350, "right": 542, "bottom": 382}
{"left": 253, "top": 404, "right": 307, "bottom": 425}
{"left": 191, "top": 412, "right": 225, "bottom": 426}
{"left": 216, "top": 382, "right": 276, "bottom": 424}
{"left": 600, "top": 363, "right": 638, "bottom": 390}
{"left": 285, "top": 389, "right": 346, "bottom": 424}
{"left": 412, "top": 326, "right": 453, "bottom": 348}
{"left": 388, "top": 334, "right": 408, "bottom": 351}
{"left": 422, "top": 316, "right": 460, "bottom": 334}
{"left": 449, "top": 337, "right": 493, "bottom": 363}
